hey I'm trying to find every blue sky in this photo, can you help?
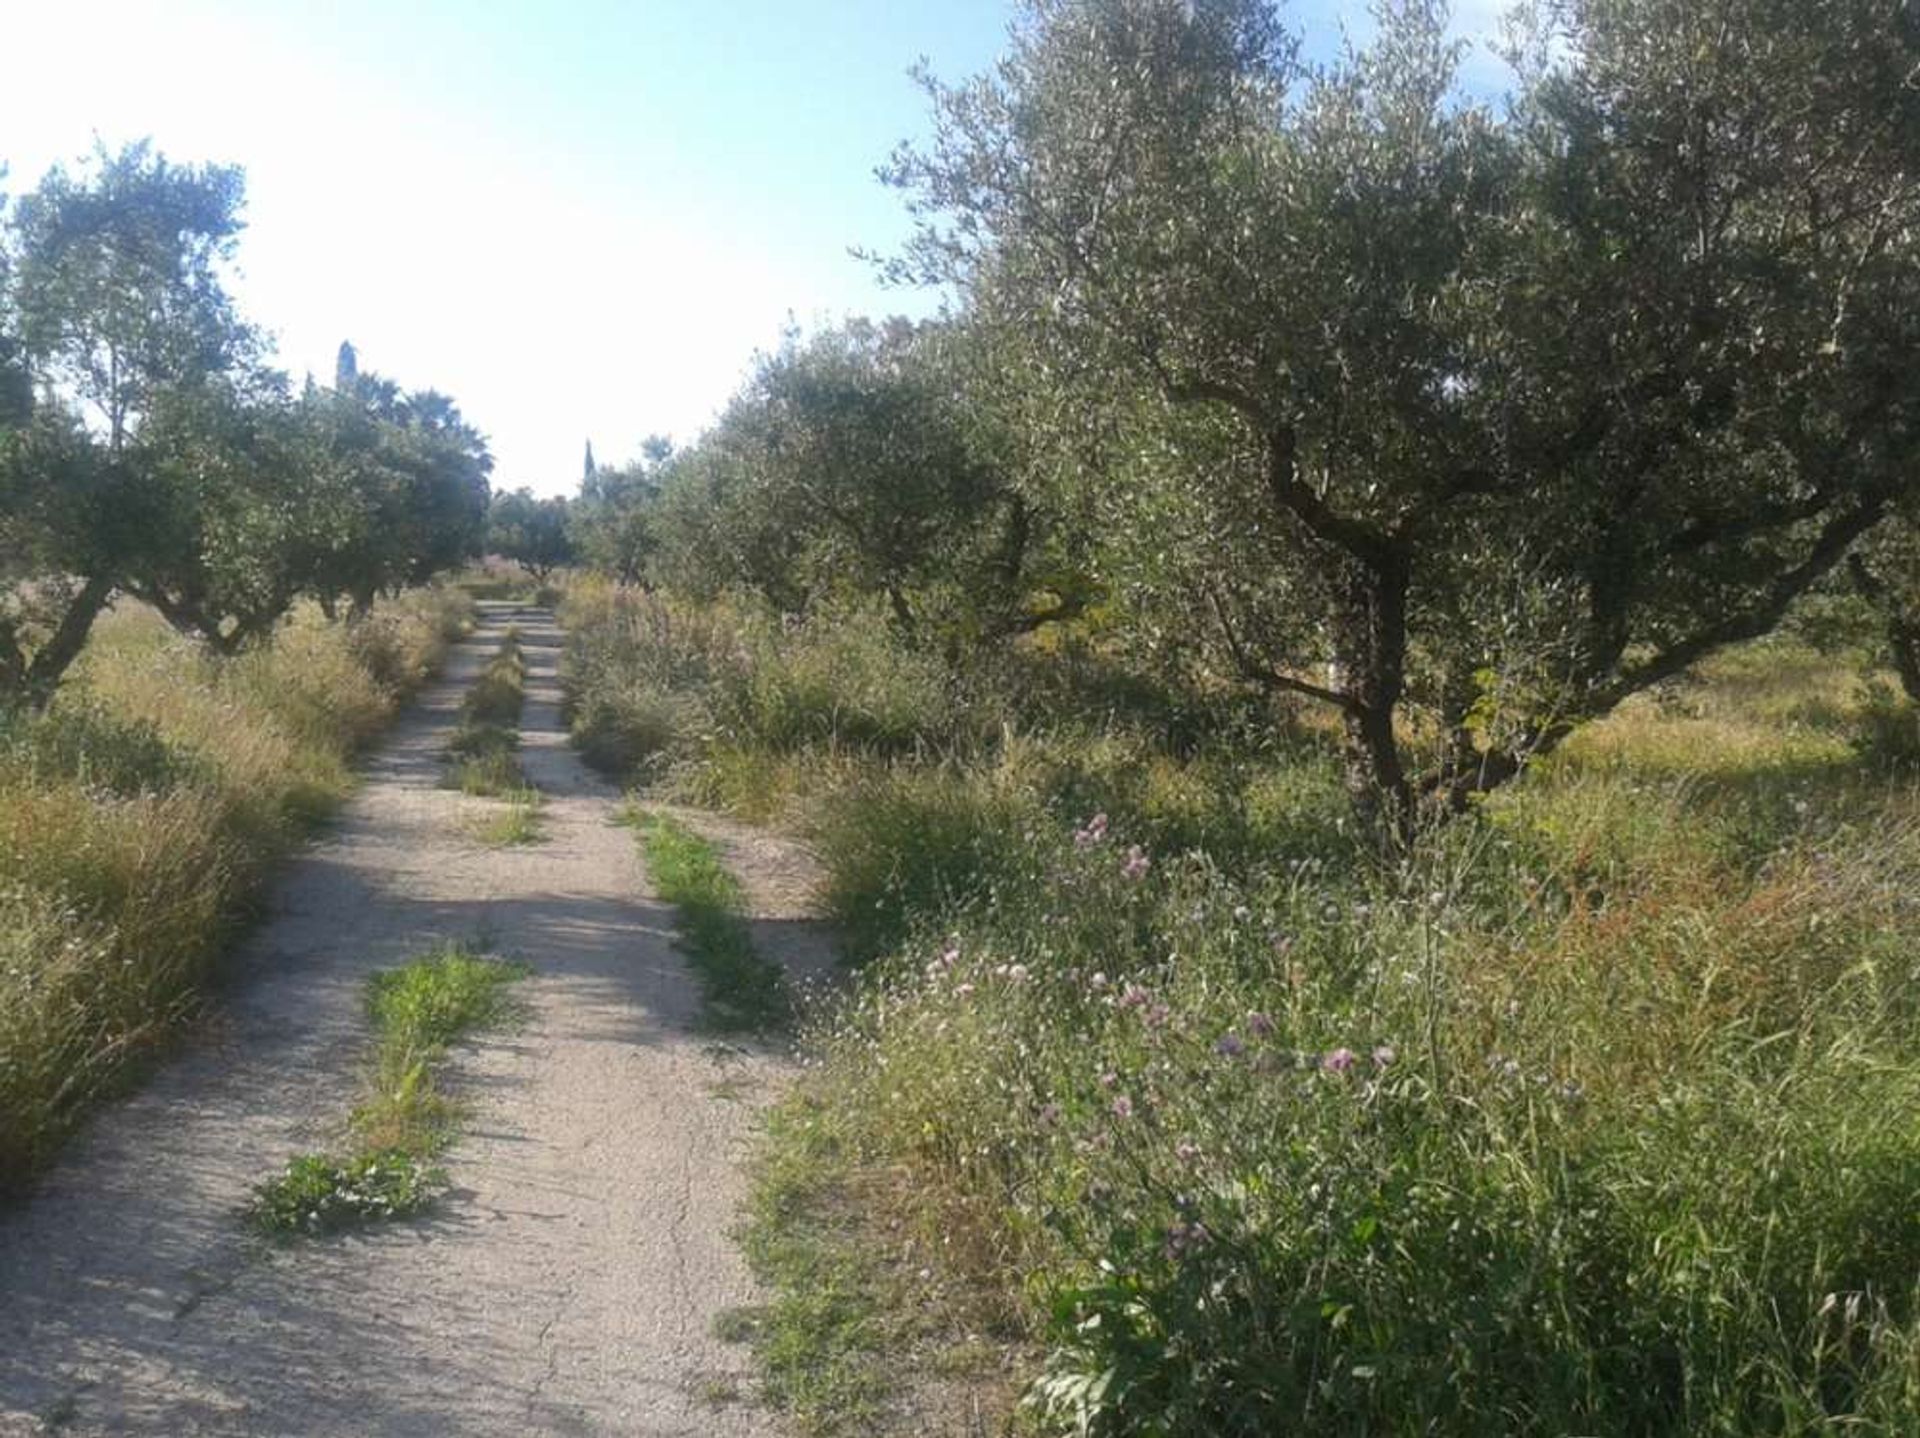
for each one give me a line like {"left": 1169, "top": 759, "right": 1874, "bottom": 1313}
{"left": 2, "top": 1, "right": 1509, "bottom": 494}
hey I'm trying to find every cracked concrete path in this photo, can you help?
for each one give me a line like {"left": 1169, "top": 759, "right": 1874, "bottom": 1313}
{"left": 0, "top": 604, "right": 792, "bottom": 1437}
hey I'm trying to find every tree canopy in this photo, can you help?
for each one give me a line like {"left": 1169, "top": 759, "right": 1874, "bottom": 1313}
{"left": 864, "top": 0, "right": 1920, "bottom": 835}
{"left": 0, "top": 143, "right": 493, "bottom": 704}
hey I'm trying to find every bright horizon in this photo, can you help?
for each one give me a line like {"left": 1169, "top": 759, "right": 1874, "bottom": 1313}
{"left": 2, "top": 0, "right": 1511, "bottom": 496}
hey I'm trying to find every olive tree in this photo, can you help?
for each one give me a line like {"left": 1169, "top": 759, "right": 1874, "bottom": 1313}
{"left": 0, "top": 143, "right": 254, "bottom": 703}
{"left": 649, "top": 318, "right": 1076, "bottom": 640}
{"left": 571, "top": 435, "right": 671, "bottom": 586}
{"left": 887, "top": 0, "right": 1920, "bottom": 838}
{"left": 487, "top": 488, "right": 575, "bottom": 580}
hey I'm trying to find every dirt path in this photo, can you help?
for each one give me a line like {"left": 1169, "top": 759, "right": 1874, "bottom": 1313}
{"left": 0, "top": 605, "right": 795, "bottom": 1437}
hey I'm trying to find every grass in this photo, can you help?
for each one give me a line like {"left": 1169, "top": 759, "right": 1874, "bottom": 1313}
{"left": 0, "top": 588, "right": 474, "bottom": 1196}
{"left": 633, "top": 809, "right": 791, "bottom": 1032}
{"left": 446, "top": 721, "right": 525, "bottom": 796}
{"left": 462, "top": 626, "right": 527, "bottom": 726}
{"left": 557, "top": 590, "right": 1920, "bottom": 1435}
{"left": 444, "top": 627, "right": 544, "bottom": 842}
{"left": 472, "top": 787, "right": 544, "bottom": 846}
{"left": 727, "top": 1096, "right": 1021, "bottom": 1435}
{"left": 249, "top": 942, "right": 525, "bottom": 1236}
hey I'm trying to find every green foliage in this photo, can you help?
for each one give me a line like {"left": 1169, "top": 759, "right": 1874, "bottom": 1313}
{"left": 569, "top": 435, "right": 671, "bottom": 585}
{"left": 880, "top": 0, "right": 1920, "bottom": 833}
{"left": 0, "top": 143, "right": 492, "bottom": 705}
{"left": 558, "top": 552, "right": 1920, "bottom": 1430}
{"left": 560, "top": 583, "right": 962, "bottom": 789}
{"left": 366, "top": 944, "right": 526, "bottom": 1057}
{"left": 730, "top": 1101, "right": 896, "bottom": 1433}
{"left": 0, "top": 700, "right": 211, "bottom": 797}
{"left": 780, "top": 767, "right": 1920, "bottom": 1434}
{"left": 635, "top": 810, "right": 790, "bottom": 1031}
{"left": 487, "top": 487, "right": 575, "bottom": 580}
{"left": 247, "top": 1150, "right": 441, "bottom": 1236}
{"left": 250, "top": 943, "right": 525, "bottom": 1236}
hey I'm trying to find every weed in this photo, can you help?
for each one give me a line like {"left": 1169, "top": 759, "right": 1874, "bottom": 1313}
{"left": 636, "top": 810, "right": 789, "bottom": 1031}
{"left": 247, "top": 943, "right": 525, "bottom": 1236}
{"left": 247, "top": 1150, "right": 442, "bottom": 1236}
{"left": 471, "top": 787, "right": 544, "bottom": 847}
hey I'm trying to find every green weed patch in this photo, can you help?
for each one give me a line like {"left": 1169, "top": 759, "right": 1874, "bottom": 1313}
{"left": 248, "top": 943, "right": 525, "bottom": 1237}
{"left": 634, "top": 810, "right": 790, "bottom": 1032}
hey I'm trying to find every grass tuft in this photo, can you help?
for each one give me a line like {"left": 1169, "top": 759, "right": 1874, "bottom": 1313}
{"left": 634, "top": 810, "right": 790, "bottom": 1032}
{"left": 471, "top": 787, "right": 544, "bottom": 847}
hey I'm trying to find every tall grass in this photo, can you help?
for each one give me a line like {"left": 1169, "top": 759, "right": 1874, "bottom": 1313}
{"left": 0, "top": 588, "right": 473, "bottom": 1193}
{"left": 795, "top": 688, "right": 1920, "bottom": 1432}
{"left": 557, "top": 589, "right": 1920, "bottom": 1432}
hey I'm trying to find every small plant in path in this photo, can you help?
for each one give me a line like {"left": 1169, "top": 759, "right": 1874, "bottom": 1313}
{"left": 472, "top": 786, "right": 544, "bottom": 846}
{"left": 248, "top": 942, "right": 526, "bottom": 1237}
{"left": 633, "top": 809, "right": 790, "bottom": 1032}
{"left": 247, "top": 1150, "right": 441, "bottom": 1235}
{"left": 443, "top": 629, "right": 530, "bottom": 796}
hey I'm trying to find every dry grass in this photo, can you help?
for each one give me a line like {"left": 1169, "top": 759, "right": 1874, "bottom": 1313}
{"left": 0, "top": 587, "right": 473, "bottom": 1193}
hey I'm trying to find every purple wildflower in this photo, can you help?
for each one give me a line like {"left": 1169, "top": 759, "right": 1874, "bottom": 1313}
{"left": 1163, "top": 1220, "right": 1211, "bottom": 1260}
{"left": 1111, "top": 1095, "right": 1134, "bottom": 1119}
{"left": 1174, "top": 1139, "right": 1201, "bottom": 1164}
{"left": 1121, "top": 845, "right": 1151, "bottom": 881}
{"left": 1215, "top": 1032, "right": 1247, "bottom": 1059}
{"left": 1322, "top": 1047, "right": 1357, "bottom": 1074}
{"left": 1074, "top": 812, "right": 1110, "bottom": 847}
